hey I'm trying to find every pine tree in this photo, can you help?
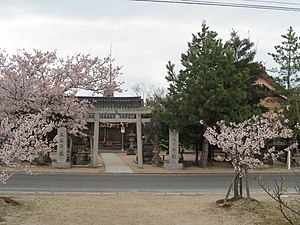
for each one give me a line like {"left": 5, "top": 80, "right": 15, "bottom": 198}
{"left": 163, "top": 22, "right": 265, "bottom": 167}
{"left": 269, "top": 27, "right": 300, "bottom": 139}
{"left": 269, "top": 26, "right": 300, "bottom": 94}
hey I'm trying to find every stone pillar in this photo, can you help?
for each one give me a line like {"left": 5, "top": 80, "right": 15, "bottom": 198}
{"left": 164, "top": 129, "right": 183, "bottom": 169}
{"left": 136, "top": 113, "right": 143, "bottom": 169}
{"left": 52, "top": 127, "right": 70, "bottom": 168}
{"left": 92, "top": 113, "right": 100, "bottom": 167}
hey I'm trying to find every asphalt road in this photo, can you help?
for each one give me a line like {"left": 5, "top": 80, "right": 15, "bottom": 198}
{"left": 0, "top": 173, "right": 298, "bottom": 194}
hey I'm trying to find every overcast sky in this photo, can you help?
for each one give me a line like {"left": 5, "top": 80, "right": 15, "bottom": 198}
{"left": 0, "top": 0, "right": 300, "bottom": 96}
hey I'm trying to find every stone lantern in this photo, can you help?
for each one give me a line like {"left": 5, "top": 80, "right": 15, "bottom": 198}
{"left": 127, "top": 130, "right": 136, "bottom": 155}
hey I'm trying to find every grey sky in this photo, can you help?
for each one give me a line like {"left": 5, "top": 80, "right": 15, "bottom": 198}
{"left": 0, "top": 0, "right": 300, "bottom": 95}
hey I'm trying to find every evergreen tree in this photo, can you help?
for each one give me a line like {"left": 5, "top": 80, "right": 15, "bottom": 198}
{"left": 143, "top": 87, "right": 169, "bottom": 166}
{"left": 269, "top": 26, "right": 300, "bottom": 94}
{"left": 269, "top": 27, "right": 300, "bottom": 138}
{"left": 225, "top": 30, "right": 267, "bottom": 115}
{"left": 163, "top": 22, "right": 265, "bottom": 167}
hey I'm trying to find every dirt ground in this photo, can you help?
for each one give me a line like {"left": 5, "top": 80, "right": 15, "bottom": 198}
{"left": 117, "top": 153, "right": 291, "bottom": 174}
{"left": 5, "top": 152, "right": 290, "bottom": 175}
{"left": 0, "top": 193, "right": 289, "bottom": 225}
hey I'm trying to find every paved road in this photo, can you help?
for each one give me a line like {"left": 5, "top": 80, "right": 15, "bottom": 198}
{"left": 0, "top": 173, "right": 297, "bottom": 194}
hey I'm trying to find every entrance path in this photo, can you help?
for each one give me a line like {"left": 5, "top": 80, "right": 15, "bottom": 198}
{"left": 100, "top": 153, "right": 134, "bottom": 173}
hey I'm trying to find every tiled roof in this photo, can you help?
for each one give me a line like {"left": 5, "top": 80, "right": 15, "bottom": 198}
{"left": 77, "top": 96, "right": 144, "bottom": 109}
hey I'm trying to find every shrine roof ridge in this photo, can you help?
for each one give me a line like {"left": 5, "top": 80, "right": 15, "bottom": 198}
{"left": 77, "top": 96, "right": 144, "bottom": 109}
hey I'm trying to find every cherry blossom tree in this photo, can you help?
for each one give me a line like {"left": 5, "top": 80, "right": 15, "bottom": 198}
{"left": 0, "top": 49, "right": 122, "bottom": 183}
{"left": 203, "top": 114, "right": 297, "bottom": 203}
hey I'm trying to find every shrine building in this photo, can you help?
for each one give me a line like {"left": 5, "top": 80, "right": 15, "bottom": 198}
{"left": 77, "top": 96, "right": 152, "bottom": 168}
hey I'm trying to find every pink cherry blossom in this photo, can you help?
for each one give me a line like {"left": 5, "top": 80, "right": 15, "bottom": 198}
{"left": 204, "top": 114, "right": 297, "bottom": 177}
{"left": 0, "top": 49, "right": 122, "bottom": 183}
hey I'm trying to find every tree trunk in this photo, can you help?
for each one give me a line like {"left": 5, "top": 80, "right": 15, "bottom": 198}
{"left": 69, "top": 136, "right": 73, "bottom": 165}
{"left": 195, "top": 143, "right": 199, "bottom": 166}
{"left": 199, "top": 138, "right": 209, "bottom": 168}
{"left": 234, "top": 175, "right": 239, "bottom": 198}
{"left": 239, "top": 177, "right": 243, "bottom": 198}
{"left": 245, "top": 168, "right": 250, "bottom": 203}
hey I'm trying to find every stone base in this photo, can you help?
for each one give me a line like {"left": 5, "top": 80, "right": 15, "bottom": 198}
{"left": 164, "top": 162, "right": 183, "bottom": 170}
{"left": 52, "top": 162, "right": 71, "bottom": 168}
{"left": 126, "top": 148, "right": 136, "bottom": 155}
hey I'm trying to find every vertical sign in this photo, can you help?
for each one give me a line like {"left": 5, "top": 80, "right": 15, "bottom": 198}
{"left": 164, "top": 129, "right": 183, "bottom": 169}
{"left": 169, "top": 129, "right": 179, "bottom": 164}
{"left": 57, "top": 127, "right": 67, "bottom": 163}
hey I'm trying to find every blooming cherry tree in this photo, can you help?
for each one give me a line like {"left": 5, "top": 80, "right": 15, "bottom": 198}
{"left": 0, "top": 49, "right": 122, "bottom": 183}
{"left": 0, "top": 114, "right": 54, "bottom": 183}
{"left": 204, "top": 114, "right": 297, "bottom": 202}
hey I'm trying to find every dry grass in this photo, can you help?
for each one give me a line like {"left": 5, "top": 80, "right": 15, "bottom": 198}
{"left": 0, "top": 193, "right": 289, "bottom": 225}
